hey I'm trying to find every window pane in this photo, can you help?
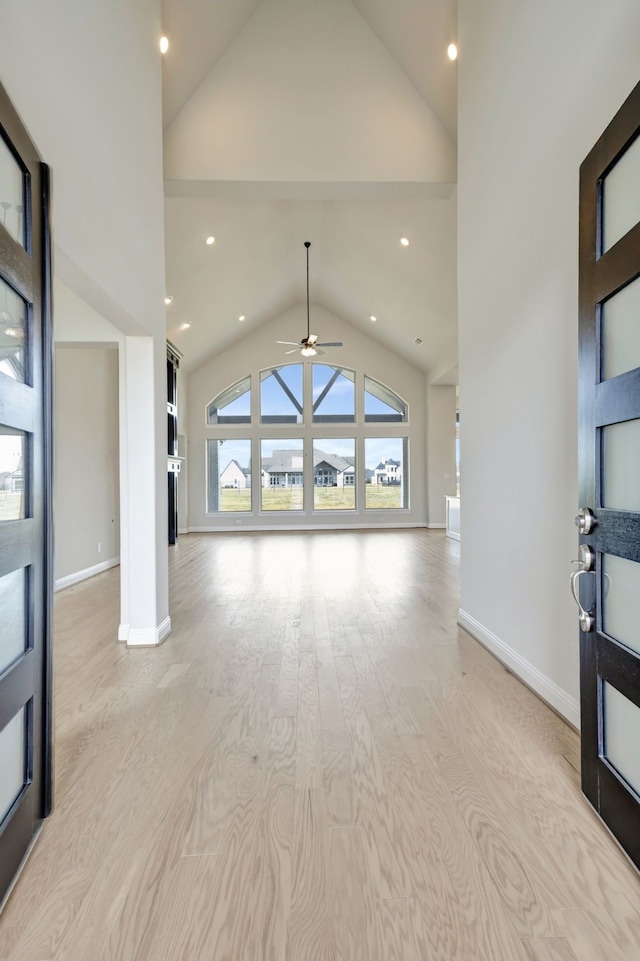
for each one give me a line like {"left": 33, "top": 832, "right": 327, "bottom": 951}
{"left": 207, "top": 439, "right": 251, "bottom": 512}
{"left": 0, "top": 134, "right": 26, "bottom": 248}
{"left": 261, "top": 439, "right": 304, "bottom": 511}
{"left": 312, "top": 365, "right": 355, "bottom": 423}
{"left": 365, "top": 438, "right": 407, "bottom": 509}
{"left": 602, "top": 553, "right": 640, "bottom": 656}
{"left": 603, "top": 682, "right": 640, "bottom": 796}
{"left": 313, "top": 438, "right": 355, "bottom": 510}
{"left": 602, "top": 133, "right": 640, "bottom": 253}
{"left": 260, "top": 365, "right": 303, "bottom": 424}
{"left": 0, "top": 706, "right": 26, "bottom": 825}
{"left": 601, "top": 277, "right": 640, "bottom": 382}
{"left": 0, "top": 277, "right": 28, "bottom": 384}
{"left": 602, "top": 419, "right": 640, "bottom": 511}
{"left": 0, "top": 426, "right": 26, "bottom": 520}
{"left": 0, "top": 567, "right": 28, "bottom": 673}
{"left": 364, "top": 376, "right": 407, "bottom": 422}
{"left": 207, "top": 376, "right": 251, "bottom": 424}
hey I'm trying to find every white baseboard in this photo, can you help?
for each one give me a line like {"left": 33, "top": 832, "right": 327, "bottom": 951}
{"left": 121, "top": 615, "right": 172, "bottom": 648}
{"left": 185, "top": 521, "right": 428, "bottom": 533}
{"left": 177, "top": 528, "right": 189, "bottom": 535}
{"left": 427, "top": 523, "right": 446, "bottom": 529}
{"left": 447, "top": 531, "right": 461, "bottom": 541}
{"left": 55, "top": 556, "right": 120, "bottom": 593}
{"left": 458, "top": 609, "right": 580, "bottom": 730}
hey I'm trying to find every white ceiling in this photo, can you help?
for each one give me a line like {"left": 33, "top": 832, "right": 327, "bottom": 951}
{"left": 161, "top": 0, "right": 458, "bottom": 381}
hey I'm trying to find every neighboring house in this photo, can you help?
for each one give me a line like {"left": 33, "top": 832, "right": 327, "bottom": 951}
{"left": 374, "top": 458, "right": 401, "bottom": 485}
{"left": 220, "top": 459, "right": 250, "bottom": 489}
{"left": 313, "top": 451, "right": 353, "bottom": 487}
{"left": 260, "top": 448, "right": 356, "bottom": 487}
{"left": 0, "top": 466, "right": 23, "bottom": 493}
{"left": 261, "top": 450, "right": 304, "bottom": 487}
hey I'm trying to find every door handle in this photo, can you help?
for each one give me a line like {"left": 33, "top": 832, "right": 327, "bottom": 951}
{"left": 570, "top": 568, "right": 595, "bottom": 632}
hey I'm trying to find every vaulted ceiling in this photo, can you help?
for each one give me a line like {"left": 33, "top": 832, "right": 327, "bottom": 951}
{"left": 161, "top": 0, "right": 458, "bottom": 382}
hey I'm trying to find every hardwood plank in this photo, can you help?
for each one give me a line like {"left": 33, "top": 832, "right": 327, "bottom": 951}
{"left": 2, "top": 530, "right": 640, "bottom": 960}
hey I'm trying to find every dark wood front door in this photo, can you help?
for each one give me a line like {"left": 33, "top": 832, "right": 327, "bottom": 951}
{"left": 0, "top": 82, "right": 53, "bottom": 905}
{"left": 578, "top": 78, "right": 640, "bottom": 868}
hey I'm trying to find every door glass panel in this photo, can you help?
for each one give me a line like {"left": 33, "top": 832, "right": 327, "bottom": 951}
{"left": 313, "top": 438, "right": 355, "bottom": 510}
{"left": 261, "top": 439, "right": 304, "bottom": 511}
{"left": 602, "top": 134, "right": 640, "bottom": 252}
{"left": 0, "top": 707, "right": 26, "bottom": 824}
{"left": 0, "top": 277, "right": 28, "bottom": 383}
{"left": 260, "top": 365, "right": 303, "bottom": 424}
{"left": 0, "top": 427, "right": 26, "bottom": 520}
{"left": 603, "top": 682, "right": 640, "bottom": 796}
{"left": 0, "top": 567, "right": 27, "bottom": 672}
{"left": 602, "top": 277, "right": 640, "bottom": 381}
{"left": 365, "top": 437, "right": 408, "bottom": 509}
{"left": 602, "top": 419, "right": 640, "bottom": 511}
{"left": 312, "top": 365, "right": 355, "bottom": 423}
{"left": 0, "top": 135, "right": 25, "bottom": 248}
{"left": 207, "top": 439, "right": 251, "bottom": 512}
{"left": 602, "top": 554, "right": 640, "bottom": 656}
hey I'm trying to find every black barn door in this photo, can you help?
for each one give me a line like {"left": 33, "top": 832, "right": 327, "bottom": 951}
{"left": 0, "top": 82, "right": 53, "bottom": 904}
{"left": 578, "top": 78, "right": 640, "bottom": 868}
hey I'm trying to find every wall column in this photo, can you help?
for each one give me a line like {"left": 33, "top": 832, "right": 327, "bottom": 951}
{"left": 426, "top": 385, "right": 457, "bottom": 527}
{"left": 118, "top": 335, "right": 171, "bottom": 646}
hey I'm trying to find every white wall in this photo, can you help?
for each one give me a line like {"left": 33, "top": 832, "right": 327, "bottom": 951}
{"left": 187, "top": 304, "right": 427, "bottom": 530}
{"left": 164, "top": 0, "right": 455, "bottom": 184}
{"left": 426, "top": 386, "right": 457, "bottom": 526}
{"left": 54, "top": 348, "right": 119, "bottom": 583}
{"left": 1, "top": 1, "right": 170, "bottom": 639}
{"left": 458, "top": 0, "right": 640, "bottom": 725}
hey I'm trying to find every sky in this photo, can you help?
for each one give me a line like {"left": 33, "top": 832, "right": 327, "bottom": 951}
{"left": 216, "top": 363, "right": 401, "bottom": 420}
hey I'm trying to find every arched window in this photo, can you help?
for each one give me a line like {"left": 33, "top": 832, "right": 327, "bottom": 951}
{"left": 206, "top": 364, "right": 409, "bottom": 515}
{"left": 207, "top": 376, "right": 251, "bottom": 424}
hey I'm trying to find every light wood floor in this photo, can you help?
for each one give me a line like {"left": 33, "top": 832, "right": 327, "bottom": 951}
{"left": 1, "top": 530, "right": 640, "bottom": 960}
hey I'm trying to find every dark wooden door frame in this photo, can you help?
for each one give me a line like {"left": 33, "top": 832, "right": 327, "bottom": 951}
{"left": 0, "top": 80, "right": 53, "bottom": 906}
{"left": 579, "top": 79, "right": 640, "bottom": 868}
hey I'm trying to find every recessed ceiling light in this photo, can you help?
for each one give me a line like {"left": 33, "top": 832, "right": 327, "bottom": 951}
{"left": 160, "top": 36, "right": 169, "bottom": 54}
{"left": 181, "top": 322, "right": 191, "bottom": 330}
{"left": 164, "top": 295, "right": 173, "bottom": 305}
{"left": 206, "top": 235, "right": 215, "bottom": 245}
{"left": 400, "top": 237, "right": 410, "bottom": 246}
{"left": 238, "top": 315, "right": 246, "bottom": 322}
{"left": 447, "top": 43, "right": 458, "bottom": 61}
{"left": 370, "top": 316, "right": 377, "bottom": 322}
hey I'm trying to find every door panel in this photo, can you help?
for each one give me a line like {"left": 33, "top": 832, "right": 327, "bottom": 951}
{"left": 0, "top": 81, "right": 53, "bottom": 905}
{"left": 578, "top": 77, "right": 640, "bottom": 869}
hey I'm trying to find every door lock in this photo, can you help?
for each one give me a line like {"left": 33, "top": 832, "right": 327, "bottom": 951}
{"left": 575, "top": 507, "right": 596, "bottom": 534}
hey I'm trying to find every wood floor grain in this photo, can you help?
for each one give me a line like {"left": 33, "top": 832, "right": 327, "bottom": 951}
{"left": 1, "top": 529, "right": 639, "bottom": 960}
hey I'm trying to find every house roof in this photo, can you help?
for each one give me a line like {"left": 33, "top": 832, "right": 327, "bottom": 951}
{"left": 375, "top": 459, "right": 400, "bottom": 469}
{"left": 262, "top": 448, "right": 353, "bottom": 474}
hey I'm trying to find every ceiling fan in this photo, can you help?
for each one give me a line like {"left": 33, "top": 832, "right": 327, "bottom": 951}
{"left": 277, "top": 242, "right": 343, "bottom": 357}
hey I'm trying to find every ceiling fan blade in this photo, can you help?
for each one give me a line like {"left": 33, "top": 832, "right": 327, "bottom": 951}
{"left": 308, "top": 334, "right": 319, "bottom": 344}
{"left": 277, "top": 341, "right": 300, "bottom": 346}
{"left": 316, "top": 342, "right": 343, "bottom": 347}
{"left": 314, "top": 348, "right": 325, "bottom": 356}
{"left": 284, "top": 348, "right": 300, "bottom": 354}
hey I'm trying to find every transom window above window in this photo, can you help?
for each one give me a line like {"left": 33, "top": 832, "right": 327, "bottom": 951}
{"left": 207, "top": 376, "right": 251, "bottom": 425}
{"left": 312, "top": 365, "right": 355, "bottom": 423}
{"left": 364, "top": 376, "right": 407, "bottom": 423}
{"left": 260, "top": 364, "right": 303, "bottom": 424}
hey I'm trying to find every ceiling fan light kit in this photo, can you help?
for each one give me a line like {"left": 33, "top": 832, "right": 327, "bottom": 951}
{"left": 276, "top": 242, "right": 343, "bottom": 358}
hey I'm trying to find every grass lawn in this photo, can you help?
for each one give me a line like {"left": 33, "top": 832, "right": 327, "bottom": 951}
{"left": 217, "top": 484, "right": 404, "bottom": 512}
